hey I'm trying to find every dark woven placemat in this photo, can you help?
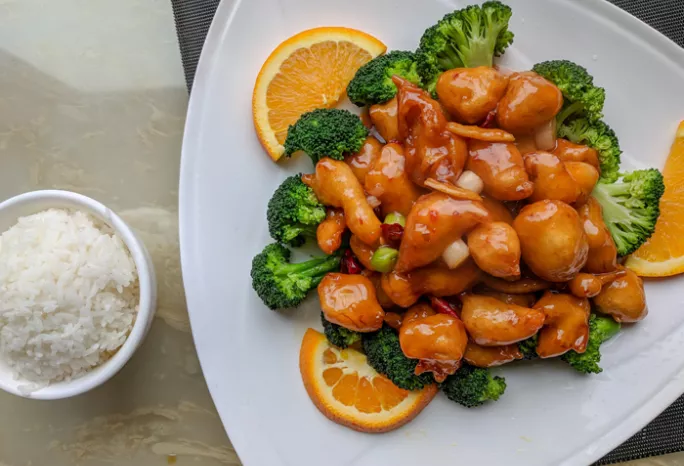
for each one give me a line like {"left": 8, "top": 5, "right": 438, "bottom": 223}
{"left": 170, "top": 0, "right": 684, "bottom": 462}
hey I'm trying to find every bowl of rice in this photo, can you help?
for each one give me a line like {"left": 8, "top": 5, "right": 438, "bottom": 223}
{"left": 0, "top": 190, "right": 157, "bottom": 399}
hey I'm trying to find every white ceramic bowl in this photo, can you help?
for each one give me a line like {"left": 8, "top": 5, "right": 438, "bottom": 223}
{"left": 0, "top": 190, "right": 157, "bottom": 399}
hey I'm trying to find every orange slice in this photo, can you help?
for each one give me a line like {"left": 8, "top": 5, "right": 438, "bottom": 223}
{"left": 626, "top": 121, "right": 684, "bottom": 276}
{"left": 299, "top": 328, "right": 438, "bottom": 433}
{"left": 253, "top": 27, "right": 386, "bottom": 161}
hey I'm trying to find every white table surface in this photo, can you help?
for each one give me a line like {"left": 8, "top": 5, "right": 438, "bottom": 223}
{"left": 0, "top": 0, "right": 681, "bottom": 465}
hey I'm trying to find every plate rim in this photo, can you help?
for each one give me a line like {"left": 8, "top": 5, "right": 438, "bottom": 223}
{"left": 179, "top": 1, "right": 684, "bottom": 464}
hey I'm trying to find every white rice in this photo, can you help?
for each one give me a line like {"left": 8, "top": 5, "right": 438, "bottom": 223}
{"left": 0, "top": 208, "right": 138, "bottom": 385}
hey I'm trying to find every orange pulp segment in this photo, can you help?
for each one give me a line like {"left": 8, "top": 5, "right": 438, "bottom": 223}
{"left": 626, "top": 121, "right": 684, "bottom": 276}
{"left": 253, "top": 27, "right": 386, "bottom": 161}
{"left": 299, "top": 328, "right": 438, "bottom": 433}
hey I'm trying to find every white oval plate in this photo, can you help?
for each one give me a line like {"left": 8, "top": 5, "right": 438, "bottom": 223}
{"left": 179, "top": 0, "right": 684, "bottom": 464}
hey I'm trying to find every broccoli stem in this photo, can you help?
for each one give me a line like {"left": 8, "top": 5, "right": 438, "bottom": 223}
{"left": 592, "top": 184, "right": 633, "bottom": 226}
{"left": 273, "top": 254, "right": 340, "bottom": 279}
{"left": 283, "top": 224, "right": 317, "bottom": 242}
{"left": 556, "top": 101, "right": 584, "bottom": 126}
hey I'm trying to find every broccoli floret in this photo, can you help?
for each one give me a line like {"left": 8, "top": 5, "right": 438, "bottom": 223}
{"left": 284, "top": 109, "right": 368, "bottom": 165}
{"left": 592, "top": 169, "right": 665, "bottom": 255}
{"left": 362, "top": 326, "right": 434, "bottom": 391}
{"left": 441, "top": 365, "right": 506, "bottom": 408}
{"left": 562, "top": 314, "right": 621, "bottom": 374}
{"left": 518, "top": 335, "right": 538, "bottom": 360}
{"left": 346, "top": 51, "right": 422, "bottom": 107}
{"left": 321, "top": 313, "right": 361, "bottom": 348}
{"left": 532, "top": 60, "right": 606, "bottom": 124}
{"left": 417, "top": 1, "right": 514, "bottom": 93}
{"left": 266, "top": 175, "right": 326, "bottom": 247}
{"left": 557, "top": 117, "right": 622, "bottom": 182}
{"left": 250, "top": 243, "right": 340, "bottom": 310}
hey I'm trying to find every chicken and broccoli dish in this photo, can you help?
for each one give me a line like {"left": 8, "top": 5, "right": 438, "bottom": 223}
{"left": 250, "top": 1, "right": 671, "bottom": 433}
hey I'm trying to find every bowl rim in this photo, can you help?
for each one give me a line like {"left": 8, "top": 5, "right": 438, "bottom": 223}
{"left": 0, "top": 189, "right": 157, "bottom": 399}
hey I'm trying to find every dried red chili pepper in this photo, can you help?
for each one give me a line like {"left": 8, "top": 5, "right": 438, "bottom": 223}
{"left": 480, "top": 110, "right": 497, "bottom": 128}
{"left": 430, "top": 296, "right": 460, "bottom": 319}
{"left": 381, "top": 223, "right": 404, "bottom": 245}
{"left": 341, "top": 249, "right": 363, "bottom": 275}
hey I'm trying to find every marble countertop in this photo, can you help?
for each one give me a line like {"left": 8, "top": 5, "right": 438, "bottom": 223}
{"left": 0, "top": 0, "right": 681, "bottom": 465}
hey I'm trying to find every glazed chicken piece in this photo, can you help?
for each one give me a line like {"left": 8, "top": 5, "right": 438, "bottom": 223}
{"left": 472, "top": 285, "right": 536, "bottom": 307}
{"left": 361, "top": 270, "right": 395, "bottom": 309}
{"left": 400, "top": 307, "right": 468, "bottom": 382}
{"left": 481, "top": 274, "right": 550, "bottom": 294}
{"left": 446, "top": 122, "right": 514, "bottom": 143}
{"left": 515, "top": 134, "right": 538, "bottom": 156}
{"left": 551, "top": 138, "right": 600, "bottom": 170}
{"left": 436, "top": 66, "right": 509, "bottom": 124}
{"left": 302, "top": 157, "right": 381, "bottom": 246}
{"left": 460, "top": 294, "right": 545, "bottom": 346}
{"left": 383, "top": 311, "right": 404, "bottom": 330}
{"left": 496, "top": 71, "right": 564, "bottom": 134}
{"left": 524, "top": 151, "right": 581, "bottom": 204}
{"left": 395, "top": 192, "right": 490, "bottom": 273}
{"left": 316, "top": 209, "right": 346, "bottom": 255}
{"left": 401, "top": 302, "right": 436, "bottom": 326}
{"left": 344, "top": 136, "right": 383, "bottom": 184}
{"left": 364, "top": 143, "right": 423, "bottom": 217}
{"left": 369, "top": 96, "right": 400, "bottom": 143}
{"left": 463, "top": 341, "right": 523, "bottom": 368}
{"left": 467, "top": 221, "right": 521, "bottom": 280}
{"left": 513, "top": 200, "right": 588, "bottom": 282}
{"left": 577, "top": 196, "right": 618, "bottom": 273}
{"left": 467, "top": 140, "right": 533, "bottom": 201}
{"left": 534, "top": 292, "right": 590, "bottom": 358}
{"left": 565, "top": 161, "right": 600, "bottom": 205}
{"left": 382, "top": 259, "right": 482, "bottom": 308}
{"left": 593, "top": 267, "right": 648, "bottom": 322}
{"left": 393, "top": 76, "right": 467, "bottom": 186}
{"left": 567, "top": 270, "right": 626, "bottom": 299}
{"left": 318, "top": 273, "right": 385, "bottom": 332}
{"left": 480, "top": 194, "right": 514, "bottom": 224}
{"left": 349, "top": 234, "right": 376, "bottom": 271}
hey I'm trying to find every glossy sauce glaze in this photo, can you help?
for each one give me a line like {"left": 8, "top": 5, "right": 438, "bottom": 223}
{"left": 480, "top": 194, "right": 515, "bottom": 224}
{"left": 464, "top": 341, "right": 523, "bottom": 368}
{"left": 365, "top": 142, "right": 423, "bottom": 217}
{"left": 534, "top": 292, "right": 590, "bottom": 358}
{"left": 316, "top": 209, "right": 346, "bottom": 255}
{"left": 593, "top": 266, "right": 648, "bottom": 322}
{"left": 496, "top": 71, "right": 563, "bottom": 134}
{"left": 400, "top": 312, "right": 468, "bottom": 382}
{"left": 381, "top": 259, "right": 482, "bottom": 308}
{"left": 436, "top": 66, "right": 509, "bottom": 124}
{"left": 344, "top": 136, "right": 383, "bottom": 184}
{"left": 577, "top": 196, "right": 618, "bottom": 273}
{"left": 467, "top": 221, "right": 521, "bottom": 280}
{"left": 467, "top": 140, "right": 533, "bottom": 201}
{"left": 513, "top": 200, "right": 588, "bottom": 282}
{"left": 567, "top": 270, "right": 626, "bottom": 298}
{"left": 361, "top": 270, "right": 396, "bottom": 309}
{"left": 565, "top": 161, "right": 599, "bottom": 205}
{"left": 349, "top": 234, "right": 376, "bottom": 271}
{"left": 524, "top": 151, "right": 581, "bottom": 204}
{"left": 369, "top": 96, "right": 399, "bottom": 143}
{"left": 472, "top": 286, "right": 537, "bottom": 307}
{"left": 460, "top": 294, "right": 545, "bottom": 346}
{"left": 303, "top": 157, "right": 382, "bottom": 246}
{"left": 318, "top": 273, "right": 385, "bottom": 332}
{"left": 396, "top": 192, "right": 489, "bottom": 273}
{"left": 552, "top": 138, "right": 600, "bottom": 170}
{"left": 481, "top": 274, "right": 550, "bottom": 294}
{"left": 394, "top": 76, "right": 467, "bottom": 186}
